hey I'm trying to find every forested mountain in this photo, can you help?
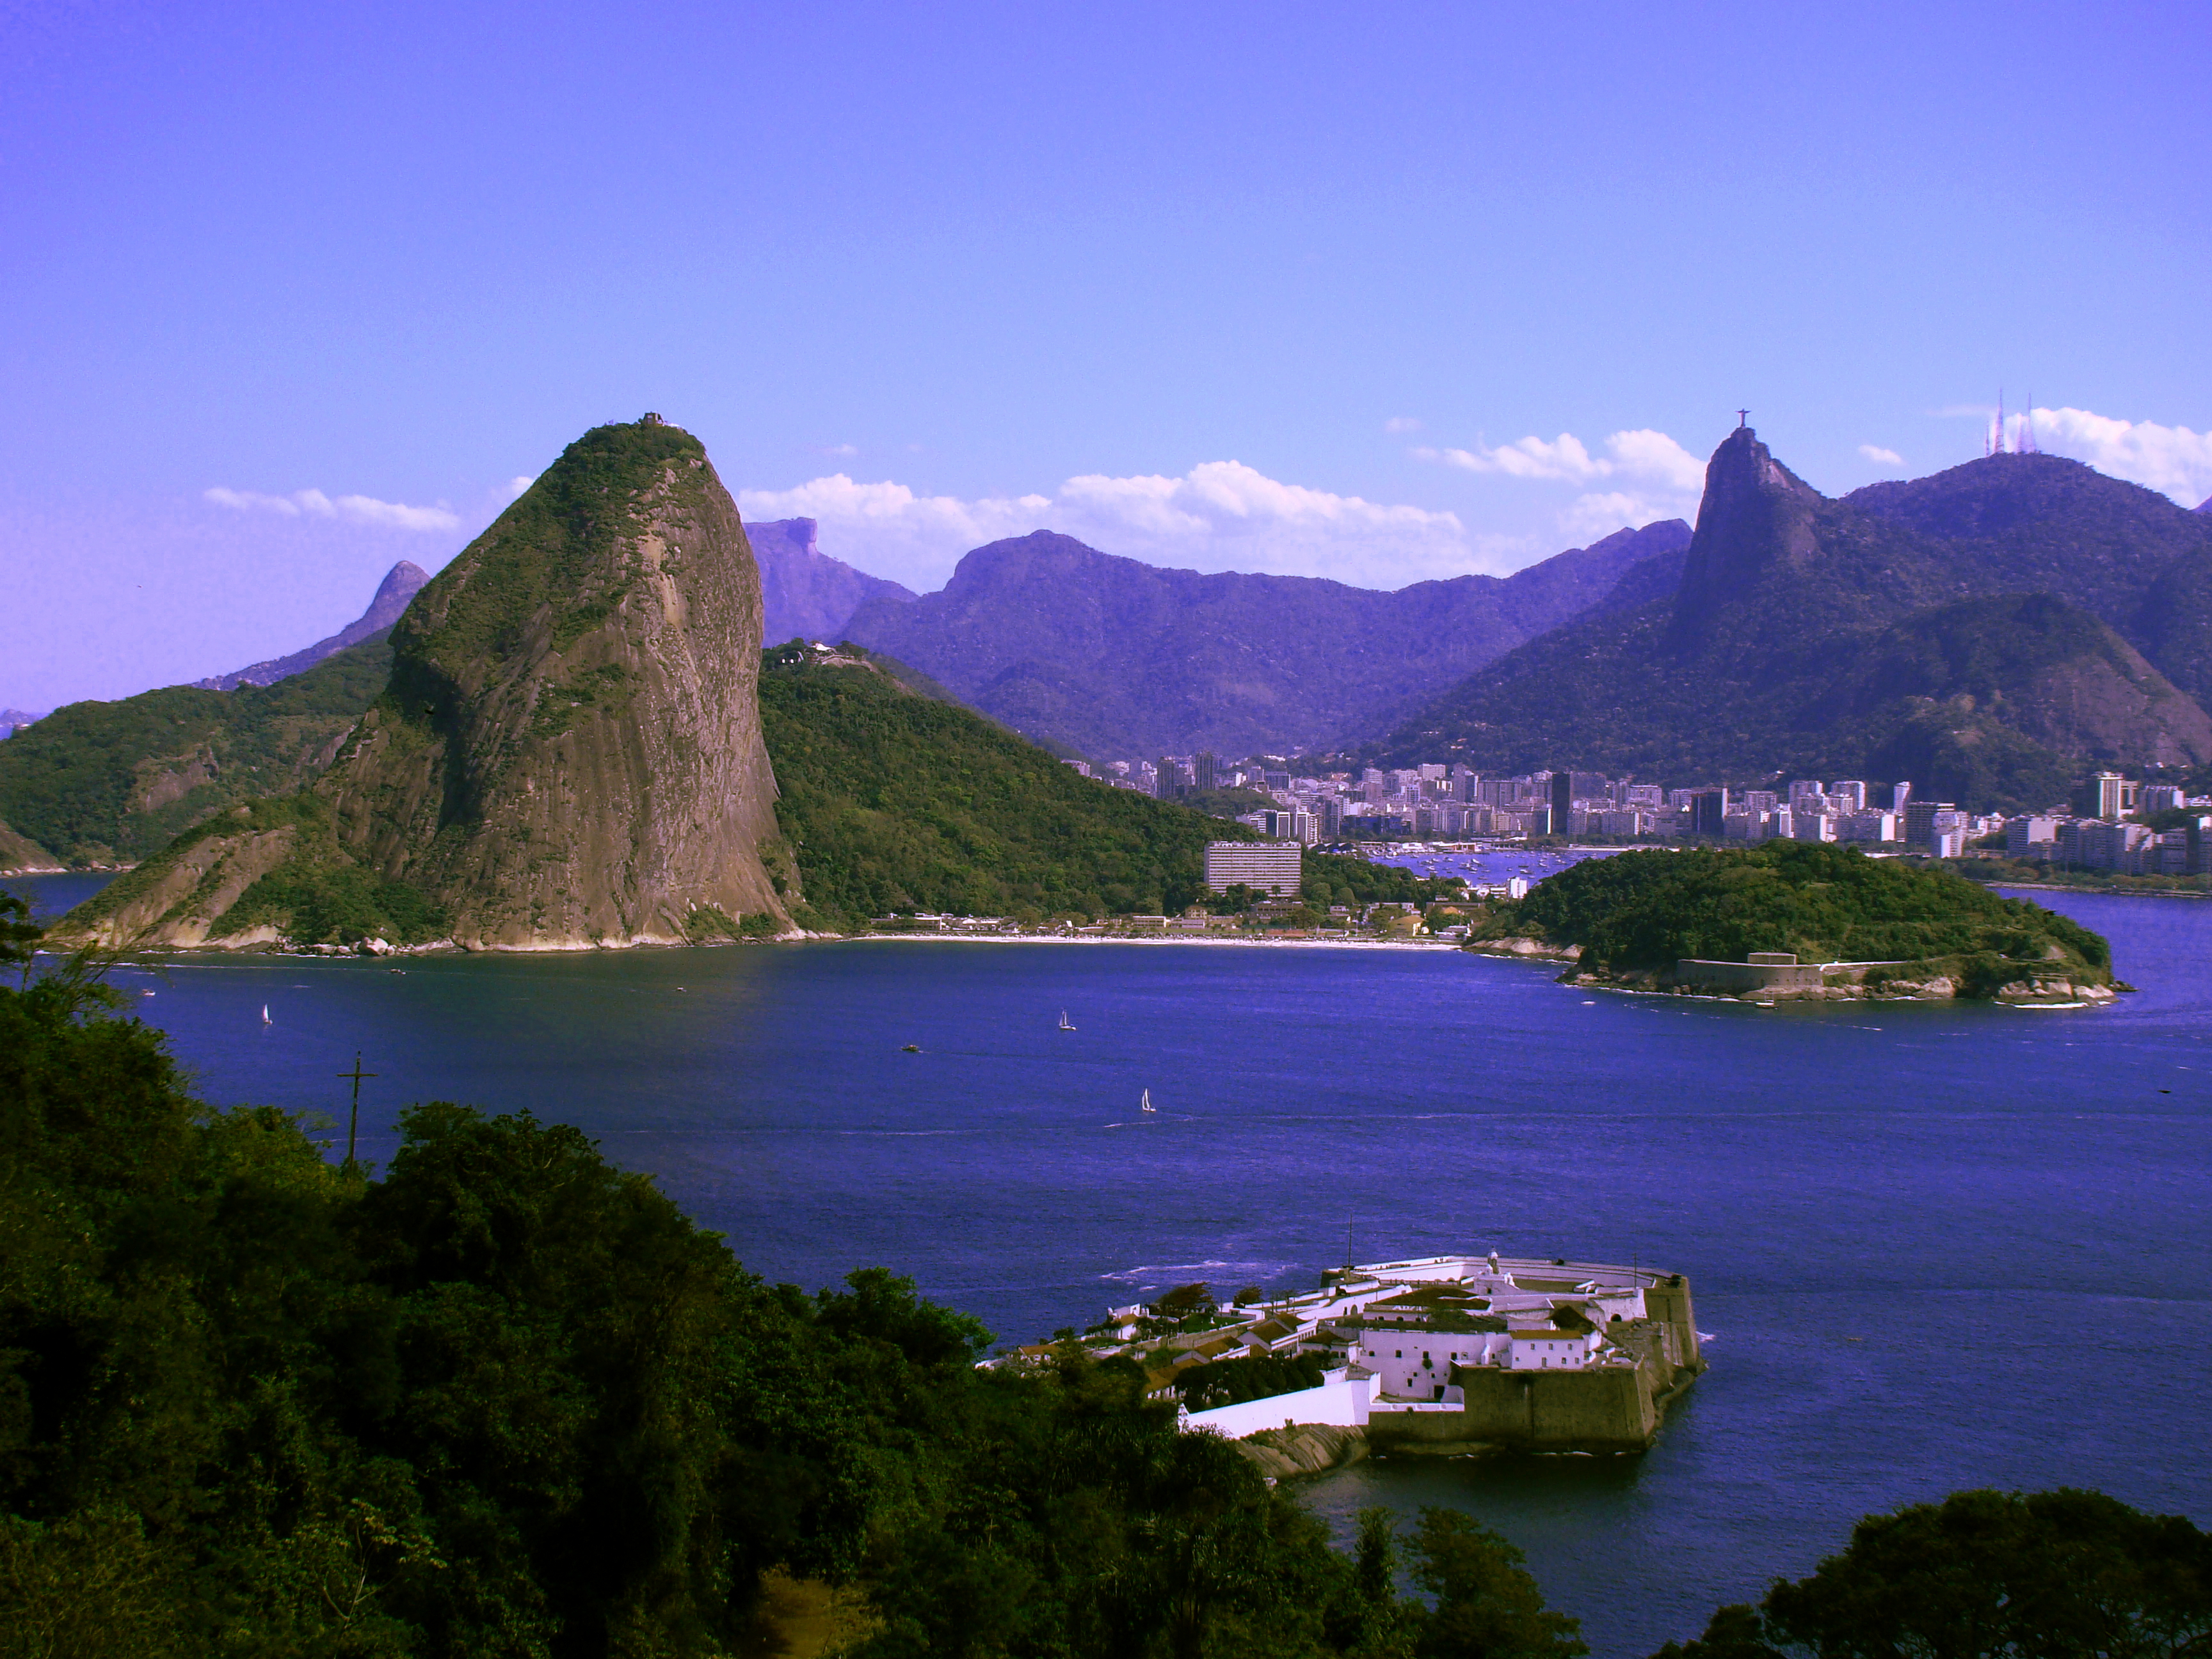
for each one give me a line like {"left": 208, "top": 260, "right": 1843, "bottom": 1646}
{"left": 760, "top": 652, "right": 1253, "bottom": 922}
{"left": 1845, "top": 453, "right": 2212, "bottom": 709}
{"left": 1368, "top": 431, "right": 2212, "bottom": 809}
{"left": 758, "top": 650, "right": 1441, "bottom": 924}
{"left": 749, "top": 515, "right": 915, "bottom": 644}
{"left": 0, "top": 631, "right": 398, "bottom": 868}
{"left": 842, "top": 520, "right": 1690, "bottom": 758}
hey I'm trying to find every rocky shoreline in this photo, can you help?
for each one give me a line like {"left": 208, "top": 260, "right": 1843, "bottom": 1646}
{"left": 1465, "top": 936, "right": 2116, "bottom": 1005}
{"left": 1230, "top": 1425, "right": 1369, "bottom": 1479}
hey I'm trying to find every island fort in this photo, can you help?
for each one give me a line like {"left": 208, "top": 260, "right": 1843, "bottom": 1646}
{"left": 1011, "top": 1252, "right": 1704, "bottom": 1460}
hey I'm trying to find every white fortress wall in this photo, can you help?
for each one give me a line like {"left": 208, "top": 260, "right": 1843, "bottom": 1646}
{"left": 1180, "top": 1369, "right": 1380, "bottom": 1439}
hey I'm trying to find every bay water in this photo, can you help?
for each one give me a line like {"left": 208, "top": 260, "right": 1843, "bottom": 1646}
{"left": 13, "top": 874, "right": 2210, "bottom": 1656}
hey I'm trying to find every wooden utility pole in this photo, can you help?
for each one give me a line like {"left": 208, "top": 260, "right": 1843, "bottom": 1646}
{"left": 337, "top": 1052, "right": 377, "bottom": 1167}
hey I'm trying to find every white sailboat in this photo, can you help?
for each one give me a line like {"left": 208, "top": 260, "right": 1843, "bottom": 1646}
{"left": 1139, "top": 1089, "right": 1155, "bottom": 1114}
{"left": 260, "top": 1004, "right": 270, "bottom": 1025}
{"left": 1059, "top": 1011, "right": 1076, "bottom": 1031}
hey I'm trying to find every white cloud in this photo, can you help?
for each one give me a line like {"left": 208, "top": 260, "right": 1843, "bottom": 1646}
{"left": 506, "top": 476, "right": 536, "bottom": 500}
{"left": 1418, "top": 428, "right": 1703, "bottom": 493}
{"left": 204, "top": 485, "right": 460, "bottom": 532}
{"left": 2029, "top": 406, "right": 2212, "bottom": 508}
{"left": 1559, "top": 490, "right": 1681, "bottom": 539}
{"left": 331, "top": 494, "right": 461, "bottom": 532}
{"left": 738, "top": 461, "right": 1527, "bottom": 591}
{"left": 1859, "top": 444, "right": 1905, "bottom": 466}
{"left": 1412, "top": 426, "right": 1704, "bottom": 536}
{"left": 1383, "top": 416, "right": 1422, "bottom": 434}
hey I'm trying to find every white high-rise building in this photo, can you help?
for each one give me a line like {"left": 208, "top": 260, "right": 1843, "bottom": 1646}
{"left": 1203, "top": 842, "right": 1303, "bottom": 897}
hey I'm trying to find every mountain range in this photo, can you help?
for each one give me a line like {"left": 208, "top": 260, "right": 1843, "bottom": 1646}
{"left": 838, "top": 520, "right": 1691, "bottom": 758}
{"left": 1368, "top": 430, "right": 2212, "bottom": 808}
{"left": 195, "top": 559, "right": 430, "bottom": 690}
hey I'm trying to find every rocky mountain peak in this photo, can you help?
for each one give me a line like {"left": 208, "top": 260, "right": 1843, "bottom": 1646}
{"left": 1665, "top": 426, "right": 1825, "bottom": 647}
{"left": 318, "top": 417, "right": 793, "bottom": 948}
{"left": 196, "top": 558, "right": 433, "bottom": 691}
{"left": 363, "top": 560, "right": 431, "bottom": 629}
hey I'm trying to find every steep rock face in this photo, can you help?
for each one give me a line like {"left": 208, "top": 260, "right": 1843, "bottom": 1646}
{"left": 842, "top": 520, "right": 1690, "bottom": 757}
{"left": 750, "top": 517, "right": 915, "bottom": 645}
{"left": 320, "top": 420, "right": 790, "bottom": 949}
{"left": 198, "top": 561, "right": 431, "bottom": 690}
{"left": 1665, "top": 428, "right": 1824, "bottom": 646}
{"left": 65, "top": 817, "right": 303, "bottom": 949}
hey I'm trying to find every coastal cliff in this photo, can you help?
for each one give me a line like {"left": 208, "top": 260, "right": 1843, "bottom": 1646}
{"left": 54, "top": 419, "right": 794, "bottom": 951}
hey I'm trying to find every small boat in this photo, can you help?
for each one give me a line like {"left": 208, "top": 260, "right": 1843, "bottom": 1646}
{"left": 1059, "top": 1011, "right": 1076, "bottom": 1032}
{"left": 1139, "top": 1089, "right": 1156, "bottom": 1114}
{"left": 902, "top": 1043, "right": 922, "bottom": 1054}
{"left": 260, "top": 1004, "right": 271, "bottom": 1025}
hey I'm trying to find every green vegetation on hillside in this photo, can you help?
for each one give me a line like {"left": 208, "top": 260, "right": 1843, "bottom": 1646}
{"left": 1301, "top": 850, "right": 1452, "bottom": 910}
{"left": 0, "top": 632, "right": 394, "bottom": 865}
{"left": 759, "top": 656, "right": 1263, "bottom": 921}
{"left": 404, "top": 421, "right": 707, "bottom": 673}
{"left": 1369, "top": 444, "right": 2212, "bottom": 809}
{"left": 1470, "top": 842, "right": 2111, "bottom": 987}
{"left": 1937, "top": 854, "right": 2210, "bottom": 898}
{"left": 60, "top": 790, "right": 452, "bottom": 947}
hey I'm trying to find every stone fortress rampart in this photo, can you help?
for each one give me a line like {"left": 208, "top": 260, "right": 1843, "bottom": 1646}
{"left": 1041, "top": 1251, "right": 1708, "bottom": 1457}
{"left": 1346, "top": 1253, "right": 1703, "bottom": 1454}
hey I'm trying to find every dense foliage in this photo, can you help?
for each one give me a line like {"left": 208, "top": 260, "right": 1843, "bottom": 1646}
{"left": 759, "top": 657, "right": 1264, "bottom": 922}
{"left": 55, "top": 790, "right": 453, "bottom": 948}
{"left": 1471, "top": 842, "right": 2112, "bottom": 983}
{"left": 0, "top": 634, "right": 394, "bottom": 865}
{"left": 0, "top": 896, "right": 1610, "bottom": 1658}
{"left": 1301, "top": 851, "right": 1450, "bottom": 910}
{"left": 1174, "top": 1353, "right": 1331, "bottom": 1411}
{"left": 399, "top": 421, "right": 709, "bottom": 673}
{"left": 4, "top": 898, "right": 2202, "bottom": 1657}
{"left": 1651, "top": 1487, "right": 2212, "bottom": 1659}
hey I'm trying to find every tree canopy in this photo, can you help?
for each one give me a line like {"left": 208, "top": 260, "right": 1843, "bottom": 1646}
{"left": 1471, "top": 841, "right": 2110, "bottom": 985}
{"left": 1651, "top": 1487, "right": 2212, "bottom": 1659}
{"left": 758, "top": 656, "right": 1264, "bottom": 922}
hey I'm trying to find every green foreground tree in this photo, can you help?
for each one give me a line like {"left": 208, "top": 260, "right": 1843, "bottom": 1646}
{"left": 1653, "top": 1487, "right": 2212, "bottom": 1659}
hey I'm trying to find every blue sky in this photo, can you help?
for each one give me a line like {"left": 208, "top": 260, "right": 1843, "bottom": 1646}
{"left": 4, "top": 1, "right": 2209, "bottom": 708}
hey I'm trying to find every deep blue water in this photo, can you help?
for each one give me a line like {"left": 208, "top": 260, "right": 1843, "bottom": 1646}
{"left": 11, "top": 873, "right": 2211, "bottom": 1657}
